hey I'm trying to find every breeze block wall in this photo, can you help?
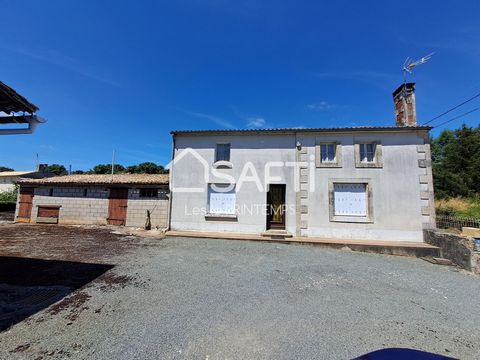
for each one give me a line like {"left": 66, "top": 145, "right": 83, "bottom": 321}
{"left": 126, "top": 187, "right": 170, "bottom": 229}
{"left": 32, "top": 186, "right": 109, "bottom": 225}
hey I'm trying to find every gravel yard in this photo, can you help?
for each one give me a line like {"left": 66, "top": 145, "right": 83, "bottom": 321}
{"left": 0, "top": 224, "right": 479, "bottom": 359}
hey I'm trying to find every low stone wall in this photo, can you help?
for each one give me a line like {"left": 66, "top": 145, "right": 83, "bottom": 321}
{"left": 424, "top": 229, "right": 480, "bottom": 275}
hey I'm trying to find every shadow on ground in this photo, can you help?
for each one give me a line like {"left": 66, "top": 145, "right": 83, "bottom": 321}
{"left": 0, "top": 256, "right": 113, "bottom": 331}
{"left": 355, "top": 348, "right": 457, "bottom": 359}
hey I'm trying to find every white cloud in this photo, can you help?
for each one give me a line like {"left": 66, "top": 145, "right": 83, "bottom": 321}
{"left": 247, "top": 117, "right": 266, "bottom": 128}
{"left": 307, "top": 101, "right": 335, "bottom": 111}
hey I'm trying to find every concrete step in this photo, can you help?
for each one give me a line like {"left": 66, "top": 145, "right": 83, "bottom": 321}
{"left": 261, "top": 230, "right": 293, "bottom": 239}
{"left": 166, "top": 230, "right": 441, "bottom": 258}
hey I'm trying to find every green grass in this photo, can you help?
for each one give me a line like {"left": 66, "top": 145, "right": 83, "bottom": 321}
{"left": 436, "top": 196, "right": 480, "bottom": 219}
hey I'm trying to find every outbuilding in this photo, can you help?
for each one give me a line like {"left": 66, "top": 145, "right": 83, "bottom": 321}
{"left": 16, "top": 174, "right": 170, "bottom": 228}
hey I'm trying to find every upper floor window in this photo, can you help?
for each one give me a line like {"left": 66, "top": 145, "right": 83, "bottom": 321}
{"left": 215, "top": 143, "right": 230, "bottom": 162}
{"left": 359, "top": 143, "right": 375, "bottom": 163}
{"left": 355, "top": 141, "right": 383, "bottom": 168}
{"left": 316, "top": 142, "right": 342, "bottom": 168}
{"left": 321, "top": 143, "right": 336, "bottom": 163}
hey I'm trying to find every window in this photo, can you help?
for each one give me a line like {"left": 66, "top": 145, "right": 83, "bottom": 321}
{"left": 215, "top": 143, "right": 231, "bottom": 162}
{"left": 329, "top": 179, "right": 373, "bottom": 223}
{"left": 208, "top": 184, "right": 236, "bottom": 215}
{"left": 316, "top": 142, "right": 342, "bottom": 168}
{"left": 355, "top": 141, "right": 383, "bottom": 168}
{"left": 49, "top": 188, "right": 53, "bottom": 196}
{"left": 83, "top": 188, "right": 88, "bottom": 197}
{"left": 321, "top": 143, "right": 336, "bottom": 163}
{"left": 333, "top": 183, "right": 367, "bottom": 216}
{"left": 359, "top": 143, "right": 375, "bottom": 163}
{"left": 140, "top": 189, "right": 158, "bottom": 198}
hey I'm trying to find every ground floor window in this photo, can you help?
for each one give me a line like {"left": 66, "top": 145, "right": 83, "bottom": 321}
{"left": 140, "top": 188, "right": 158, "bottom": 198}
{"left": 208, "top": 184, "right": 236, "bottom": 215}
{"left": 334, "top": 183, "right": 367, "bottom": 216}
{"left": 329, "top": 180, "right": 373, "bottom": 223}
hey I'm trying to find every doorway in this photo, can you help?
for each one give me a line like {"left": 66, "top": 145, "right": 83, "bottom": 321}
{"left": 107, "top": 188, "right": 129, "bottom": 225}
{"left": 16, "top": 188, "right": 34, "bottom": 223}
{"left": 267, "top": 184, "right": 286, "bottom": 230}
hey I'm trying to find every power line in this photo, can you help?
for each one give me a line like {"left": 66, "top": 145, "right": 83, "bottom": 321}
{"left": 423, "top": 91, "right": 480, "bottom": 125}
{"left": 432, "top": 108, "right": 479, "bottom": 129}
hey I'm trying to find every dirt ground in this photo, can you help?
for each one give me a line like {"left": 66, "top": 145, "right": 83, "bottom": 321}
{"left": 0, "top": 223, "right": 162, "bottom": 332}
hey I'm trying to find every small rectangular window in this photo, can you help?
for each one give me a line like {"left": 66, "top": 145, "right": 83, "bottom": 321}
{"left": 215, "top": 143, "right": 231, "bottom": 162}
{"left": 360, "top": 143, "right": 375, "bottom": 163}
{"left": 140, "top": 189, "right": 158, "bottom": 198}
{"left": 321, "top": 143, "right": 336, "bottom": 163}
{"left": 49, "top": 188, "right": 54, "bottom": 196}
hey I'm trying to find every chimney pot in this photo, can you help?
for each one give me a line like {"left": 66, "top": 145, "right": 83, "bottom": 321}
{"left": 393, "top": 83, "right": 416, "bottom": 126}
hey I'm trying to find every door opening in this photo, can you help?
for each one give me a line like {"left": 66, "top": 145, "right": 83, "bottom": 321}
{"left": 107, "top": 188, "right": 128, "bottom": 226}
{"left": 267, "top": 184, "right": 286, "bottom": 230}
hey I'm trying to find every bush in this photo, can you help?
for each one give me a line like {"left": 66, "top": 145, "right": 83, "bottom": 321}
{"left": 0, "top": 185, "right": 18, "bottom": 204}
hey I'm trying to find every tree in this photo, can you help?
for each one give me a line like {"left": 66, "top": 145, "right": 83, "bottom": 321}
{"left": 47, "top": 164, "right": 68, "bottom": 176}
{"left": 89, "top": 164, "right": 125, "bottom": 174}
{"left": 134, "top": 162, "right": 167, "bottom": 174}
{"left": 0, "top": 166, "right": 14, "bottom": 172}
{"left": 432, "top": 124, "right": 480, "bottom": 198}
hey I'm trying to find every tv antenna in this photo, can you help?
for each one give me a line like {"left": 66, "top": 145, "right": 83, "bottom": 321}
{"left": 402, "top": 52, "right": 434, "bottom": 83}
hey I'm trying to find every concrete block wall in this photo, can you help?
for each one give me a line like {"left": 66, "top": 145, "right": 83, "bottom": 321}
{"left": 32, "top": 186, "right": 109, "bottom": 225}
{"left": 28, "top": 185, "right": 170, "bottom": 228}
{"left": 126, "top": 188, "right": 169, "bottom": 228}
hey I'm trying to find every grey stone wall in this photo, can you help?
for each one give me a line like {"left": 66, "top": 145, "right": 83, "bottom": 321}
{"left": 424, "top": 229, "right": 479, "bottom": 275}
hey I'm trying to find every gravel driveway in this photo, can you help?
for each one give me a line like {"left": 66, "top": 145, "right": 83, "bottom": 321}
{"left": 1, "top": 234, "right": 480, "bottom": 359}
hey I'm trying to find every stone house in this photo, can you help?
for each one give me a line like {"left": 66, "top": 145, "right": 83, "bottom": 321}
{"left": 16, "top": 174, "right": 170, "bottom": 228}
{"left": 169, "top": 83, "right": 435, "bottom": 242}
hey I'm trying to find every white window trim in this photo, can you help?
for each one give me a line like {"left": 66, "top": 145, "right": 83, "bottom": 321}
{"left": 316, "top": 142, "right": 342, "bottom": 168}
{"left": 354, "top": 141, "right": 383, "bottom": 168}
{"left": 328, "top": 178, "right": 374, "bottom": 223}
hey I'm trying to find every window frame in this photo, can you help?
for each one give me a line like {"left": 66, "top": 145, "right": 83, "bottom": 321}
{"left": 328, "top": 179, "right": 373, "bottom": 223}
{"left": 139, "top": 188, "right": 159, "bottom": 198}
{"left": 215, "top": 143, "right": 231, "bottom": 163}
{"left": 205, "top": 183, "right": 237, "bottom": 218}
{"left": 355, "top": 141, "right": 383, "bottom": 168}
{"left": 315, "top": 141, "right": 342, "bottom": 168}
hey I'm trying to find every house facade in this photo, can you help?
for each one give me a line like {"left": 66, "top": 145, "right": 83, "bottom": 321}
{"left": 16, "top": 174, "right": 170, "bottom": 228}
{"left": 169, "top": 83, "right": 435, "bottom": 242}
{"left": 0, "top": 164, "right": 54, "bottom": 193}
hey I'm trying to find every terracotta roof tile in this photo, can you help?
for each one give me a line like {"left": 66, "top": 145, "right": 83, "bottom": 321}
{"left": 18, "top": 174, "right": 169, "bottom": 186}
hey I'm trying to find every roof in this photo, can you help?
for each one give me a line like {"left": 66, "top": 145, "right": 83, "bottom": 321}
{"left": 0, "top": 171, "right": 36, "bottom": 177}
{"left": 0, "top": 81, "right": 39, "bottom": 114}
{"left": 171, "top": 125, "right": 432, "bottom": 136}
{"left": 18, "top": 174, "right": 170, "bottom": 186}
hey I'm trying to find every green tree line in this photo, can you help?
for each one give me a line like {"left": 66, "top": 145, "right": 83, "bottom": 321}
{"left": 0, "top": 162, "right": 168, "bottom": 176}
{"left": 431, "top": 124, "right": 480, "bottom": 199}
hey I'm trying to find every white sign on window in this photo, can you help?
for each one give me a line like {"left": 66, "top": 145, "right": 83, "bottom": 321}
{"left": 334, "top": 183, "right": 367, "bottom": 216}
{"left": 208, "top": 184, "right": 236, "bottom": 214}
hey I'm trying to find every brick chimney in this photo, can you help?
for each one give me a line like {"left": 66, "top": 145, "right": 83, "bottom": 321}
{"left": 393, "top": 82, "right": 416, "bottom": 126}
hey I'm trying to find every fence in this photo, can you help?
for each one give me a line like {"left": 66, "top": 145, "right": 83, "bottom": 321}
{"left": 436, "top": 214, "right": 480, "bottom": 231}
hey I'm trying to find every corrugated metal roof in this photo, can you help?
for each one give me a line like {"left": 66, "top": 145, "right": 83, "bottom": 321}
{"left": 171, "top": 125, "right": 432, "bottom": 136}
{"left": 18, "top": 174, "right": 170, "bottom": 186}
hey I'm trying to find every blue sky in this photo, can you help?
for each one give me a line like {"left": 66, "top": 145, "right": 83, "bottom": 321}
{"left": 1, "top": 0, "right": 479, "bottom": 171}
